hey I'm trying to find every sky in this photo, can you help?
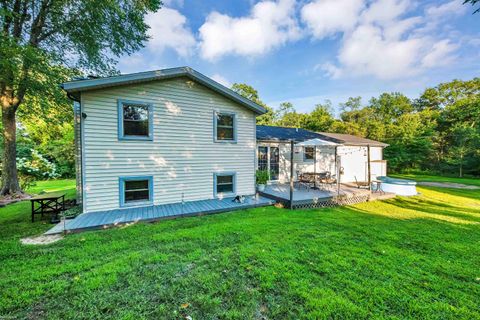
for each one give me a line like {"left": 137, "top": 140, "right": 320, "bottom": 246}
{"left": 117, "top": 0, "right": 480, "bottom": 115}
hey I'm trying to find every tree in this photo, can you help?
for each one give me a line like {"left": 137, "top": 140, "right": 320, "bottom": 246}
{"left": 303, "top": 101, "right": 335, "bottom": 132}
{"left": 18, "top": 91, "right": 76, "bottom": 177}
{"left": 339, "top": 96, "right": 362, "bottom": 113}
{"left": 369, "top": 93, "right": 413, "bottom": 123}
{"left": 463, "top": 0, "right": 480, "bottom": 13}
{"left": 0, "top": 0, "right": 161, "bottom": 195}
{"left": 274, "top": 102, "right": 306, "bottom": 128}
{"left": 414, "top": 78, "right": 480, "bottom": 111}
{"left": 231, "top": 83, "right": 274, "bottom": 125}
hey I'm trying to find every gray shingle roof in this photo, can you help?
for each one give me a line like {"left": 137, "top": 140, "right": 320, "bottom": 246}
{"left": 317, "top": 132, "right": 389, "bottom": 147}
{"left": 256, "top": 125, "right": 331, "bottom": 143}
{"left": 256, "top": 125, "right": 388, "bottom": 147}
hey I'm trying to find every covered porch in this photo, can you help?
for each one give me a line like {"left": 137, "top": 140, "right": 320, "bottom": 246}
{"left": 257, "top": 137, "right": 393, "bottom": 209}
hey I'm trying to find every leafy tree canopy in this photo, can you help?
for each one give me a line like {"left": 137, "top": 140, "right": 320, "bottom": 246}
{"left": 231, "top": 83, "right": 274, "bottom": 125}
{"left": 0, "top": 0, "right": 162, "bottom": 194}
{"left": 463, "top": 0, "right": 480, "bottom": 13}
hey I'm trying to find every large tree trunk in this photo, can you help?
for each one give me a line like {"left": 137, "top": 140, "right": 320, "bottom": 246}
{"left": 1, "top": 104, "right": 21, "bottom": 195}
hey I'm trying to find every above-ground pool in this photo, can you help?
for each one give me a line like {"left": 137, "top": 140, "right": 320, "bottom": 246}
{"left": 376, "top": 176, "right": 418, "bottom": 196}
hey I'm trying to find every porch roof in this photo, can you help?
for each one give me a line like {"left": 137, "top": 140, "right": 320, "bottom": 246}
{"left": 256, "top": 125, "right": 388, "bottom": 147}
{"left": 296, "top": 138, "right": 341, "bottom": 147}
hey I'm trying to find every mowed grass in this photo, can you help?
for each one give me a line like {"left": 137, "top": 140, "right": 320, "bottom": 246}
{"left": 391, "top": 173, "right": 480, "bottom": 187}
{"left": 1, "top": 177, "right": 479, "bottom": 319}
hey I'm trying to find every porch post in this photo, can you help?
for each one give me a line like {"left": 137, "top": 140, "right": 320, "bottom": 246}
{"left": 289, "top": 140, "right": 294, "bottom": 209}
{"left": 367, "top": 144, "right": 371, "bottom": 190}
{"left": 336, "top": 147, "right": 341, "bottom": 196}
{"left": 313, "top": 145, "right": 317, "bottom": 189}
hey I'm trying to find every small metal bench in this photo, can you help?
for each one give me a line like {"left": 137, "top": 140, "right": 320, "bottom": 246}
{"left": 30, "top": 193, "right": 66, "bottom": 223}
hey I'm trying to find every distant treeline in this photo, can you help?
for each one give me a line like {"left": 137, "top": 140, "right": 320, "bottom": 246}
{"left": 233, "top": 78, "right": 480, "bottom": 177}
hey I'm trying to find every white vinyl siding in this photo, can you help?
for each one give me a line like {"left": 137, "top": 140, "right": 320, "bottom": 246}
{"left": 337, "top": 146, "right": 385, "bottom": 182}
{"left": 81, "top": 77, "right": 256, "bottom": 213}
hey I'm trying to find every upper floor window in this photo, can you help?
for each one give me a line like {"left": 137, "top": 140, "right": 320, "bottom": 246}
{"left": 304, "top": 146, "right": 315, "bottom": 161}
{"left": 214, "top": 112, "right": 236, "bottom": 142}
{"left": 118, "top": 100, "right": 153, "bottom": 140}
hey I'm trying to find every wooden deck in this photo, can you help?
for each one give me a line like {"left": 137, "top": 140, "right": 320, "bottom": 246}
{"left": 45, "top": 196, "right": 274, "bottom": 235}
{"left": 259, "top": 183, "right": 375, "bottom": 209}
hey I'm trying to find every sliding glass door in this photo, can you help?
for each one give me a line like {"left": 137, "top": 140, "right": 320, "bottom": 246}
{"left": 257, "top": 146, "right": 279, "bottom": 181}
{"left": 269, "top": 147, "right": 279, "bottom": 181}
{"left": 258, "top": 146, "right": 268, "bottom": 171}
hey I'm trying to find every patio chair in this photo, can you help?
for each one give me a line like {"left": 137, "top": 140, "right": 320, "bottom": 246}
{"left": 316, "top": 172, "right": 329, "bottom": 190}
{"left": 354, "top": 176, "right": 370, "bottom": 189}
{"left": 323, "top": 173, "right": 337, "bottom": 190}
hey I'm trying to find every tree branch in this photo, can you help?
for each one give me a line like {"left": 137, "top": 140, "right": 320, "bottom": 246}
{"left": 12, "top": 0, "right": 28, "bottom": 39}
{"left": 2, "top": 0, "right": 13, "bottom": 35}
{"left": 29, "top": 0, "right": 50, "bottom": 46}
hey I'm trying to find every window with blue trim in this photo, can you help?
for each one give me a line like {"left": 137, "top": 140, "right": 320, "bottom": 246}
{"left": 118, "top": 100, "right": 153, "bottom": 140}
{"left": 214, "top": 172, "right": 236, "bottom": 196}
{"left": 119, "top": 176, "right": 153, "bottom": 206}
{"left": 215, "top": 112, "right": 236, "bottom": 142}
{"left": 304, "top": 146, "right": 315, "bottom": 161}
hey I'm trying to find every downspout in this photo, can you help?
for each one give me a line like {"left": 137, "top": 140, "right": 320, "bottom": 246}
{"left": 63, "top": 85, "right": 83, "bottom": 207}
{"left": 73, "top": 100, "right": 83, "bottom": 206}
{"left": 367, "top": 145, "right": 371, "bottom": 191}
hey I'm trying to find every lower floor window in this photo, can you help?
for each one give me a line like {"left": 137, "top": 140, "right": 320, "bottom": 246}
{"left": 214, "top": 173, "right": 235, "bottom": 196}
{"left": 120, "top": 176, "right": 153, "bottom": 206}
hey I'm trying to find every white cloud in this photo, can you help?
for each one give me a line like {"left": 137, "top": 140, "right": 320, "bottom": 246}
{"left": 199, "top": 0, "right": 301, "bottom": 60}
{"left": 146, "top": 8, "right": 196, "bottom": 57}
{"left": 421, "top": 39, "right": 458, "bottom": 68}
{"left": 425, "top": 0, "right": 467, "bottom": 19}
{"left": 301, "top": 0, "right": 365, "bottom": 38}
{"left": 210, "top": 73, "right": 232, "bottom": 87}
{"left": 303, "top": 0, "right": 465, "bottom": 79}
{"left": 318, "top": 62, "right": 343, "bottom": 78}
{"left": 360, "top": 0, "right": 410, "bottom": 25}
{"left": 337, "top": 24, "right": 425, "bottom": 79}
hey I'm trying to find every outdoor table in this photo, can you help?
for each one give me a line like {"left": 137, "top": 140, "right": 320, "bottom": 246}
{"left": 305, "top": 172, "right": 329, "bottom": 190}
{"left": 372, "top": 180, "right": 385, "bottom": 194}
{"left": 30, "top": 193, "right": 65, "bottom": 223}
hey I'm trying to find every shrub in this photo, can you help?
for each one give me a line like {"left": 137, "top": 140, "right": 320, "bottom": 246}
{"left": 19, "top": 174, "right": 37, "bottom": 191}
{"left": 256, "top": 170, "right": 269, "bottom": 185}
{"left": 17, "top": 149, "right": 59, "bottom": 179}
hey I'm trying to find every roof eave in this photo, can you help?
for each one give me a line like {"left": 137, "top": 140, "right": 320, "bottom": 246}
{"left": 61, "top": 67, "right": 266, "bottom": 115}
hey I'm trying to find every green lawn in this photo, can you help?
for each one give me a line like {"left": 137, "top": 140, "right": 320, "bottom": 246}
{"left": 1, "top": 177, "right": 479, "bottom": 319}
{"left": 391, "top": 173, "right": 480, "bottom": 187}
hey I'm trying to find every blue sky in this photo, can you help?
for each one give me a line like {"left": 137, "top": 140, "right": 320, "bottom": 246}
{"left": 117, "top": 0, "right": 479, "bottom": 115}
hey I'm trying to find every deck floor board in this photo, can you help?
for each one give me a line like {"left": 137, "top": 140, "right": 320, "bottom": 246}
{"left": 45, "top": 196, "right": 274, "bottom": 235}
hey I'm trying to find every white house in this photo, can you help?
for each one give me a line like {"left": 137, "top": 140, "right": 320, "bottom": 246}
{"left": 62, "top": 67, "right": 388, "bottom": 216}
{"left": 62, "top": 67, "right": 266, "bottom": 213}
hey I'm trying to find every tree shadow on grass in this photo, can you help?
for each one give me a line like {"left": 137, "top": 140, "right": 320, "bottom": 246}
{"left": 419, "top": 186, "right": 480, "bottom": 201}
{"left": 349, "top": 189, "right": 480, "bottom": 226}
{"left": 385, "top": 197, "right": 480, "bottom": 223}
{"left": 346, "top": 203, "right": 478, "bottom": 227}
